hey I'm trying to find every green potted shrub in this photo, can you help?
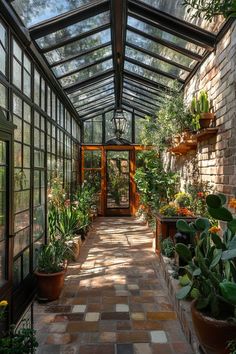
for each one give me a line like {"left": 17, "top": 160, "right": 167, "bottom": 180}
{"left": 175, "top": 194, "right": 236, "bottom": 354}
{"left": 191, "top": 90, "right": 215, "bottom": 129}
{"left": 0, "top": 321, "right": 38, "bottom": 353}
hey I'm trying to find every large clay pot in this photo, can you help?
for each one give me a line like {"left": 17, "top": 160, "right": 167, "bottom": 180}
{"left": 199, "top": 113, "right": 215, "bottom": 129}
{"left": 191, "top": 300, "right": 236, "bottom": 354}
{"left": 35, "top": 269, "right": 66, "bottom": 301}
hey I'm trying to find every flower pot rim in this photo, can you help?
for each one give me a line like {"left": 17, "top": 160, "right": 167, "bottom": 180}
{"left": 191, "top": 299, "right": 236, "bottom": 326}
{"left": 35, "top": 268, "right": 66, "bottom": 277}
{"left": 200, "top": 112, "right": 215, "bottom": 119}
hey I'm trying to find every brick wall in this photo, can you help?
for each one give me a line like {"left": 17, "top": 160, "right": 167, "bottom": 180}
{"left": 164, "top": 21, "right": 236, "bottom": 198}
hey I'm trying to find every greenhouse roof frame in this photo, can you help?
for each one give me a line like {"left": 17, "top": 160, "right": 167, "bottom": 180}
{"left": 5, "top": 0, "right": 232, "bottom": 120}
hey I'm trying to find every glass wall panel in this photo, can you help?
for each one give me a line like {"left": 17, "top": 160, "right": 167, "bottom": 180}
{"left": 0, "top": 21, "right": 7, "bottom": 77}
{"left": 84, "top": 115, "right": 103, "bottom": 144}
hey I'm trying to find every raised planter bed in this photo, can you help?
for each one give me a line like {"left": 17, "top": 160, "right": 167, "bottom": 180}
{"left": 155, "top": 213, "right": 196, "bottom": 254}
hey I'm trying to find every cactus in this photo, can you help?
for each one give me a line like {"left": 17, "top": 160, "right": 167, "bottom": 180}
{"left": 199, "top": 90, "right": 210, "bottom": 113}
{"left": 175, "top": 193, "right": 236, "bottom": 320}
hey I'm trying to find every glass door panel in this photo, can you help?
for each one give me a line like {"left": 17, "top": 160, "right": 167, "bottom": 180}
{"left": 106, "top": 151, "right": 130, "bottom": 212}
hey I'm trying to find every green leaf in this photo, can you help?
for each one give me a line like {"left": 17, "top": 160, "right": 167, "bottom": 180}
{"left": 211, "top": 233, "right": 223, "bottom": 249}
{"left": 208, "top": 207, "right": 233, "bottom": 222}
{"left": 175, "top": 243, "right": 192, "bottom": 262}
{"left": 210, "top": 249, "right": 222, "bottom": 269}
{"left": 222, "top": 249, "right": 236, "bottom": 261}
{"left": 220, "top": 282, "right": 236, "bottom": 305}
{"left": 206, "top": 194, "right": 222, "bottom": 208}
{"left": 195, "top": 218, "right": 210, "bottom": 231}
{"left": 228, "top": 235, "right": 236, "bottom": 249}
{"left": 176, "top": 285, "right": 192, "bottom": 300}
{"left": 196, "top": 296, "right": 210, "bottom": 310}
{"left": 218, "top": 194, "right": 227, "bottom": 206}
{"left": 228, "top": 219, "right": 236, "bottom": 234}
{"left": 193, "top": 268, "right": 201, "bottom": 276}
{"left": 179, "top": 274, "right": 191, "bottom": 286}
{"left": 176, "top": 219, "right": 192, "bottom": 233}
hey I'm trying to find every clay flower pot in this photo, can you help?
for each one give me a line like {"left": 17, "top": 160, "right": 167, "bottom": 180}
{"left": 35, "top": 269, "right": 66, "bottom": 301}
{"left": 199, "top": 112, "right": 215, "bottom": 129}
{"left": 191, "top": 300, "right": 236, "bottom": 354}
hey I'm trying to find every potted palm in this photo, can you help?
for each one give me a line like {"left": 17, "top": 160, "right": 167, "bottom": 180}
{"left": 175, "top": 194, "right": 236, "bottom": 354}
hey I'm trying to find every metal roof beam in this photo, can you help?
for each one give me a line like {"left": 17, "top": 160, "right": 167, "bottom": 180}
{"left": 111, "top": 0, "right": 127, "bottom": 109}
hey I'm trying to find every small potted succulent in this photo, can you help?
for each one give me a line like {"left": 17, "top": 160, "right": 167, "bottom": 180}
{"left": 191, "top": 90, "right": 215, "bottom": 129}
{"left": 175, "top": 194, "right": 236, "bottom": 354}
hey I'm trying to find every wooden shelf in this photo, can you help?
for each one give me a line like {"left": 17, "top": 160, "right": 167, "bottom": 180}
{"left": 169, "top": 128, "right": 218, "bottom": 155}
{"left": 195, "top": 128, "right": 218, "bottom": 142}
{"left": 168, "top": 140, "right": 197, "bottom": 155}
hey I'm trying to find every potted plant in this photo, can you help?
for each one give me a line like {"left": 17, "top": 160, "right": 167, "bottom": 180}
{"left": 175, "top": 194, "right": 236, "bottom": 354}
{"left": 191, "top": 90, "right": 215, "bottom": 129}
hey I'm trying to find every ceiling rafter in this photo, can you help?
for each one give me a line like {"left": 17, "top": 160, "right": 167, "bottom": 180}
{"left": 122, "top": 99, "right": 154, "bottom": 116}
{"left": 128, "top": 0, "right": 216, "bottom": 50}
{"left": 123, "top": 93, "right": 159, "bottom": 111}
{"left": 80, "top": 103, "right": 115, "bottom": 119}
{"left": 123, "top": 86, "right": 163, "bottom": 105}
{"left": 111, "top": 0, "right": 127, "bottom": 109}
{"left": 123, "top": 78, "right": 168, "bottom": 98}
{"left": 29, "top": 0, "right": 110, "bottom": 39}
{"left": 75, "top": 93, "right": 115, "bottom": 110}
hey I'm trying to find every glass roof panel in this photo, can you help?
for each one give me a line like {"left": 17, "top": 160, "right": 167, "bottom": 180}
{"left": 123, "top": 99, "right": 154, "bottom": 115}
{"left": 123, "top": 87, "right": 163, "bottom": 106}
{"left": 76, "top": 89, "right": 114, "bottom": 107}
{"left": 128, "top": 16, "right": 205, "bottom": 56}
{"left": 45, "top": 28, "right": 111, "bottom": 64}
{"left": 124, "top": 77, "right": 169, "bottom": 97}
{"left": 36, "top": 12, "right": 110, "bottom": 49}
{"left": 123, "top": 93, "right": 159, "bottom": 111}
{"left": 124, "top": 81, "right": 166, "bottom": 102}
{"left": 11, "top": 0, "right": 99, "bottom": 27}
{"left": 124, "top": 61, "right": 176, "bottom": 87}
{"left": 125, "top": 46, "right": 189, "bottom": 80}
{"left": 126, "top": 30, "right": 197, "bottom": 69}
{"left": 139, "top": 0, "right": 224, "bottom": 34}
{"left": 59, "top": 58, "right": 113, "bottom": 87}
{"left": 72, "top": 77, "right": 114, "bottom": 95}
{"left": 69, "top": 83, "right": 114, "bottom": 104}
{"left": 78, "top": 99, "right": 115, "bottom": 115}
{"left": 76, "top": 94, "right": 115, "bottom": 110}
{"left": 52, "top": 45, "right": 112, "bottom": 77}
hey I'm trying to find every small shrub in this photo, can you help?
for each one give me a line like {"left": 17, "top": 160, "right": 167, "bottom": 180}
{"left": 161, "top": 237, "right": 175, "bottom": 258}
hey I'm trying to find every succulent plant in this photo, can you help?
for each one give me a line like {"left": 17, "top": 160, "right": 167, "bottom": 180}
{"left": 175, "top": 194, "right": 236, "bottom": 321}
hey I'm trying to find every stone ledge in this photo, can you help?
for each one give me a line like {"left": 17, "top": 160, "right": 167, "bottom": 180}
{"left": 158, "top": 254, "right": 203, "bottom": 354}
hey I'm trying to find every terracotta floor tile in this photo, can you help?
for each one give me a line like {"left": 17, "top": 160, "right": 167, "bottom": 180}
{"left": 34, "top": 217, "right": 193, "bottom": 354}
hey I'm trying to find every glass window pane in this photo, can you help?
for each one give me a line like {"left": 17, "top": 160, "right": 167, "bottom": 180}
{"left": 0, "top": 22, "right": 7, "bottom": 48}
{"left": 84, "top": 117, "right": 103, "bottom": 144}
{"left": 13, "top": 39, "right": 22, "bottom": 61}
{"left": 128, "top": 16, "right": 205, "bottom": 56}
{"left": 135, "top": 116, "right": 146, "bottom": 144}
{"left": 126, "top": 30, "right": 196, "bottom": 69}
{"left": 12, "top": 0, "right": 99, "bottom": 27}
{"left": 37, "top": 11, "right": 110, "bottom": 49}
{"left": 69, "top": 77, "right": 114, "bottom": 98}
{"left": 76, "top": 89, "right": 114, "bottom": 107}
{"left": 59, "top": 59, "right": 113, "bottom": 87}
{"left": 45, "top": 29, "right": 111, "bottom": 64}
{"left": 53, "top": 45, "right": 112, "bottom": 77}
{"left": 0, "top": 241, "right": 6, "bottom": 285}
{"left": 125, "top": 46, "right": 189, "bottom": 80}
{"left": 139, "top": 0, "right": 224, "bottom": 33}
{"left": 124, "top": 60, "right": 176, "bottom": 87}
{"left": 0, "top": 83, "right": 7, "bottom": 110}
{"left": 13, "top": 58, "right": 22, "bottom": 89}
{"left": 84, "top": 150, "right": 101, "bottom": 168}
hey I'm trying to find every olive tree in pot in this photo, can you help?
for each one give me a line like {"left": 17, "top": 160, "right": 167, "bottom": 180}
{"left": 175, "top": 194, "right": 236, "bottom": 354}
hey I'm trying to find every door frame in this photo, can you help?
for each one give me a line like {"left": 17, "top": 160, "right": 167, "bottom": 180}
{"left": 81, "top": 145, "right": 147, "bottom": 216}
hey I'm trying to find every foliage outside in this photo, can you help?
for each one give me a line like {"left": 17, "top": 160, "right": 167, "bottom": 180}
{"left": 183, "top": 0, "right": 236, "bottom": 20}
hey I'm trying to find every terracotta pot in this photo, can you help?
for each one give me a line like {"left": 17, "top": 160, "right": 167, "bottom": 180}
{"left": 191, "top": 300, "right": 236, "bottom": 354}
{"left": 35, "top": 269, "right": 66, "bottom": 301}
{"left": 199, "top": 113, "right": 215, "bottom": 129}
